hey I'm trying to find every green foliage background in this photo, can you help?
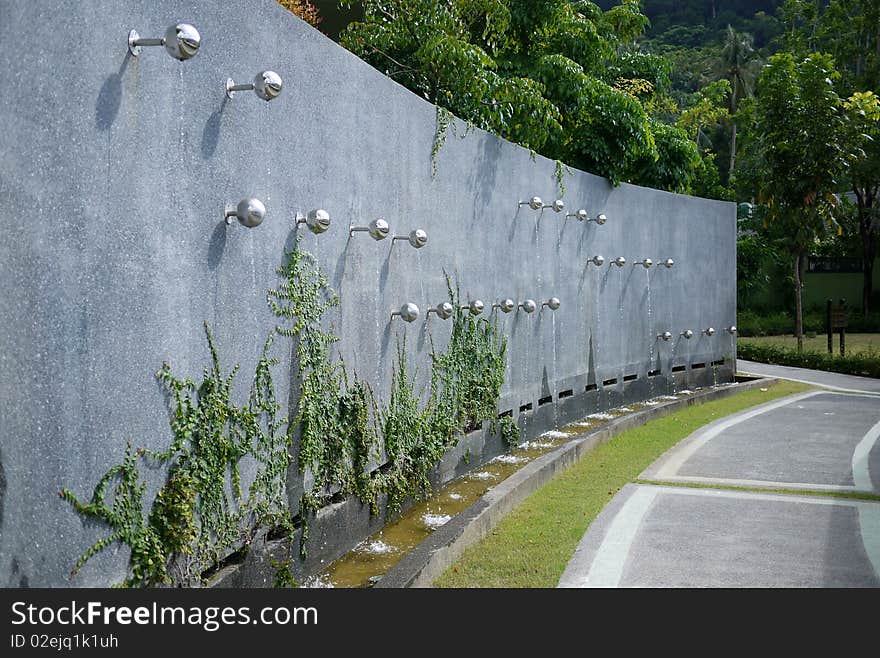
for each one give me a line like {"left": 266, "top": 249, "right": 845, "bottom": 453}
{"left": 339, "top": 0, "right": 708, "bottom": 193}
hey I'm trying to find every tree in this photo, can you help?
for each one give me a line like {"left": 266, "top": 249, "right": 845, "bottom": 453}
{"left": 850, "top": 107, "right": 880, "bottom": 315}
{"left": 717, "top": 25, "right": 761, "bottom": 181}
{"left": 810, "top": 0, "right": 880, "bottom": 315}
{"left": 676, "top": 79, "right": 733, "bottom": 199}
{"left": 780, "top": 0, "right": 880, "bottom": 315}
{"left": 277, "top": 0, "right": 322, "bottom": 27}
{"left": 738, "top": 52, "right": 879, "bottom": 349}
{"left": 338, "top": 0, "right": 702, "bottom": 192}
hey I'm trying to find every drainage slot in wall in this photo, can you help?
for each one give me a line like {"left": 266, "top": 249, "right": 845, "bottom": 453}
{"left": 623, "top": 373, "right": 638, "bottom": 382}
{"left": 648, "top": 369, "right": 661, "bottom": 377}
{"left": 585, "top": 383, "right": 598, "bottom": 392}
{"left": 497, "top": 409, "right": 513, "bottom": 419}
{"left": 671, "top": 365, "right": 686, "bottom": 373}
{"left": 558, "top": 389, "right": 574, "bottom": 399}
{"left": 691, "top": 362, "right": 706, "bottom": 370}
{"left": 711, "top": 359, "right": 725, "bottom": 366}
{"left": 463, "top": 420, "right": 482, "bottom": 433}
{"left": 602, "top": 378, "right": 618, "bottom": 387}
{"left": 519, "top": 403, "right": 533, "bottom": 413}
{"left": 538, "top": 395, "right": 553, "bottom": 407}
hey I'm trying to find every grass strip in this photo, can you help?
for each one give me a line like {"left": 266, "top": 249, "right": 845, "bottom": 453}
{"left": 737, "top": 341, "right": 880, "bottom": 378}
{"left": 433, "top": 380, "right": 813, "bottom": 588}
{"left": 634, "top": 478, "right": 880, "bottom": 501}
{"left": 739, "top": 333, "right": 880, "bottom": 355}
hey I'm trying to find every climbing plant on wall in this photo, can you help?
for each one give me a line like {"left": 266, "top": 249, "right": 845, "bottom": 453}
{"left": 270, "top": 244, "right": 515, "bottom": 534}
{"left": 268, "top": 239, "right": 378, "bottom": 555}
{"left": 377, "top": 278, "right": 513, "bottom": 514}
{"left": 62, "top": 240, "right": 516, "bottom": 583}
{"left": 60, "top": 324, "right": 290, "bottom": 587}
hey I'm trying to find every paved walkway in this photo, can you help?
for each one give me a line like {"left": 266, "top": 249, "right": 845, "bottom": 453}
{"left": 559, "top": 365, "right": 880, "bottom": 588}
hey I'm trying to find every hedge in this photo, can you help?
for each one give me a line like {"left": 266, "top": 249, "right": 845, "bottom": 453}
{"left": 737, "top": 310, "right": 880, "bottom": 337}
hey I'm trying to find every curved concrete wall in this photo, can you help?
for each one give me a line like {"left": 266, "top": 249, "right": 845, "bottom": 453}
{"left": 0, "top": 0, "right": 735, "bottom": 586}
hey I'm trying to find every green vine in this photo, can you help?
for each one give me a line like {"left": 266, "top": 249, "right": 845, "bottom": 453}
{"left": 62, "top": 240, "right": 515, "bottom": 582}
{"left": 59, "top": 443, "right": 166, "bottom": 587}
{"left": 430, "top": 106, "right": 476, "bottom": 178}
{"left": 268, "top": 239, "right": 377, "bottom": 557}
{"left": 376, "top": 277, "right": 510, "bottom": 514}
{"left": 270, "top": 248, "right": 512, "bottom": 532}
{"left": 554, "top": 159, "right": 572, "bottom": 198}
{"left": 61, "top": 324, "right": 290, "bottom": 587}
{"left": 498, "top": 415, "right": 521, "bottom": 449}
{"left": 431, "top": 107, "right": 453, "bottom": 178}
{"left": 270, "top": 558, "right": 296, "bottom": 588}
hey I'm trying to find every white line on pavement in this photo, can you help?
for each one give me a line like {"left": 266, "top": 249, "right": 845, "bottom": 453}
{"left": 738, "top": 370, "right": 880, "bottom": 396}
{"left": 572, "top": 487, "right": 659, "bottom": 588}
{"left": 858, "top": 505, "right": 880, "bottom": 581}
{"left": 853, "top": 419, "right": 880, "bottom": 492}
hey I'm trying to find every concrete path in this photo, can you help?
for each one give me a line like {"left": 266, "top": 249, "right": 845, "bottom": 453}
{"left": 559, "top": 386, "right": 880, "bottom": 587}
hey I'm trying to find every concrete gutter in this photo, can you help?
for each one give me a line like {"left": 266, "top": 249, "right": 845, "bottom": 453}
{"left": 376, "top": 377, "right": 777, "bottom": 588}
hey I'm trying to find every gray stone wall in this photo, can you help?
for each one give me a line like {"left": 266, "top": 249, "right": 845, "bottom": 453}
{"left": 0, "top": 0, "right": 736, "bottom": 586}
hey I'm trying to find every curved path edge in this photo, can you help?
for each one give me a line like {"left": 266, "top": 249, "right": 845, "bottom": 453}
{"left": 736, "top": 359, "right": 880, "bottom": 395}
{"left": 375, "top": 377, "right": 777, "bottom": 588}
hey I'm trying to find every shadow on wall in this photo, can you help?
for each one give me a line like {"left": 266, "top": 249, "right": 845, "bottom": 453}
{"left": 207, "top": 221, "right": 228, "bottom": 270}
{"left": 95, "top": 54, "right": 131, "bottom": 132}
{"left": 470, "top": 133, "right": 503, "bottom": 228}
{"left": 0, "top": 446, "right": 5, "bottom": 532}
{"left": 201, "top": 98, "right": 229, "bottom": 160}
{"left": 0, "top": 449, "right": 17, "bottom": 587}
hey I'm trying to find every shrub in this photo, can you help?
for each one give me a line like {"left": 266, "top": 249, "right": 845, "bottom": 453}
{"left": 736, "top": 310, "right": 794, "bottom": 336}
{"left": 737, "top": 309, "right": 880, "bottom": 336}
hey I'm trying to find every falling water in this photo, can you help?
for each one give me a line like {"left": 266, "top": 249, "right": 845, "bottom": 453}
{"left": 550, "top": 311, "right": 559, "bottom": 428}
{"left": 374, "top": 256, "right": 382, "bottom": 390}
{"left": 592, "top": 268, "right": 603, "bottom": 415}
{"left": 668, "top": 336, "right": 678, "bottom": 395}
{"left": 645, "top": 268, "right": 656, "bottom": 398}
{"left": 524, "top": 313, "right": 531, "bottom": 402}
{"left": 711, "top": 342, "right": 719, "bottom": 388}
{"left": 664, "top": 266, "right": 675, "bottom": 395}
{"left": 616, "top": 266, "right": 625, "bottom": 410}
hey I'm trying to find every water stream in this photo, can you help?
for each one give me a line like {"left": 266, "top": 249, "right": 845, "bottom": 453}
{"left": 303, "top": 391, "right": 699, "bottom": 589}
{"left": 550, "top": 311, "right": 559, "bottom": 428}
{"left": 645, "top": 268, "right": 656, "bottom": 398}
{"left": 304, "top": 424, "right": 584, "bottom": 587}
{"left": 592, "top": 265, "right": 603, "bottom": 413}
{"left": 668, "top": 338, "right": 679, "bottom": 395}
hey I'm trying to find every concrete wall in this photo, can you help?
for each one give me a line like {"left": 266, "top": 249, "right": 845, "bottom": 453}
{"left": 0, "top": 0, "right": 736, "bottom": 587}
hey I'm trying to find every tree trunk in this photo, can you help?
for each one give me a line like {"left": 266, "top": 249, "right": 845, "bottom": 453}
{"left": 794, "top": 249, "right": 804, "bottom": 352}
{"left": 728, "top": 121, "right": 737, "bottom": 182}
{"left": 857, "top": 186, "right": 876, "bottom": 316}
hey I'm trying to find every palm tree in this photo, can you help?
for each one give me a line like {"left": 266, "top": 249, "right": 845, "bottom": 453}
{"left": 718, "top": 26, "right": 761, "bottom": 181}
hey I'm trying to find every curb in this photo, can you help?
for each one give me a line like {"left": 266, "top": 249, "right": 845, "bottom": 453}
{"left": 375, "top": 376, "right": 778, "bottom": 588}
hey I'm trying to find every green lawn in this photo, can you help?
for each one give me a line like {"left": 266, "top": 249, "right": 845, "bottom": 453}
{"left": 739, "top": 333, "right": 880, "bottom": 355}
{"left": 432, "top": 380, "right": 813, "bottom": 588}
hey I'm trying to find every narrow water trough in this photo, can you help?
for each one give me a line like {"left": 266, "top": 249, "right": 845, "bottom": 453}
{"left": 304, "top": 377, "right": 770, "bottom": 588}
